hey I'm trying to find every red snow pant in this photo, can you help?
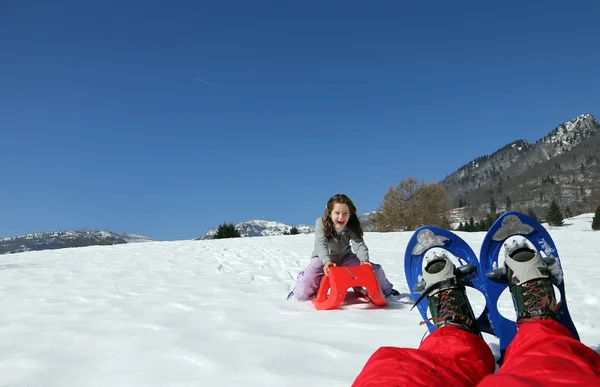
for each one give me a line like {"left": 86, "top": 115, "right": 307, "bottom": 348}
{"left": 353, "top": 320, "right": 600, "bottom": 387}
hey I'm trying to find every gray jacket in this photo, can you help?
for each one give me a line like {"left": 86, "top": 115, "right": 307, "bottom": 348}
{"left": 311, "top": 217, "right": 370, "bottom": 264}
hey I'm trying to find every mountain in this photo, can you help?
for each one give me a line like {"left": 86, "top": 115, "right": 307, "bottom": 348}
{"left": 198, "top": 220, "right": 315, "bottom": 240}
{"left": 198, "top": 211, "right": 384, "bottom": 240}
{"left": 359, "top": 212, "right": 376, "bottom": 231}
{"left": 441, "top": 113, "right": 600, "bottom": 219}
{"left": 0, "top": 231, "right": 153, "bottom": 255}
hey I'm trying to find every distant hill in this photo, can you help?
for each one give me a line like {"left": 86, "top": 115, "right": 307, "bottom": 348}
{"left": 440, "top": 113, "right": 600, "bottom": 220}
{"left": 0, "top": 231, "right": 153, "bottom": 255}
{"left": 198, "top": 212, "right": 380, "bottom": 240}
{"left": 359, "top": 212, "right": 376, "bottom": 231}
{"left": 198, "top": 220, "right": 314, "bottom": 240}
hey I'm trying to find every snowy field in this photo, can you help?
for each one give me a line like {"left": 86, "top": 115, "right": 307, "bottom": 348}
{"left": 1, "top": 214, "right": 599, "bottom": 386}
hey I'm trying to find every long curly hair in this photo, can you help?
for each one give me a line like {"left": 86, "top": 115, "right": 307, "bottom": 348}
{"left": 322, "top": 194, "right": 363, "bottom": 240}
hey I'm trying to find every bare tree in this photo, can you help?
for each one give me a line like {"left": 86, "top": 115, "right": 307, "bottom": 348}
{"left": 373, "top": 178, "right": 451, "bottom": 231}
{"left": 412, "top": 183, "right": 451, "bottom": 229}
{"left": 372, "top": 177, "right": 425, "bottom": 231}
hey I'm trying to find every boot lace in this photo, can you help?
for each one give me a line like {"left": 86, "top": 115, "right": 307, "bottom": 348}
{"left": 419, "top": 289, "right": 473, "bottom": 328}
{"left": 519, "top": 280, "right": 562, "bottom": 322}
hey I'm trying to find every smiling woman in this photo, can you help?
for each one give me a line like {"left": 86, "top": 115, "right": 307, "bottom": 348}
{"left": 288, "top": 193, "right": 400, "bottom": 301}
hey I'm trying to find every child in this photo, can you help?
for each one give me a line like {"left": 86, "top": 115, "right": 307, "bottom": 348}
{"left": 289, "top": 193, "right": 399, "bottom": 301}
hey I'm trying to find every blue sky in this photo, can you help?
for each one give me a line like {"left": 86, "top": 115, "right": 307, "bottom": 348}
{"left": 2, "top": 1, "right": 599, "bottom": 241}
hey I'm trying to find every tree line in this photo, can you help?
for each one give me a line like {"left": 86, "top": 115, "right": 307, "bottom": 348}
{"left": 208, "top": 177, "right": 600, "bottom": 238}
{"left": 211, "top": 223, "right": 299, "bottom": 239}
{"left": 371, "top": 177, "right": 599, "bottom": 233}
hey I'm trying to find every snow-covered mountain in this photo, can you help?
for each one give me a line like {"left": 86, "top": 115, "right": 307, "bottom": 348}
{"left": 198, "top": 220, "right": 315, "bottom": 240}
{"left": 441, "top": 113, "right": 600, "bottom": 217}
{"left": 359, "top": 211, "right": 377, "bottom": 231}
{"left": 199, "top": 213, "right": 380, "bottom": 240}
{"left": 0, "top": 230, "right": 153, "bottom": 255}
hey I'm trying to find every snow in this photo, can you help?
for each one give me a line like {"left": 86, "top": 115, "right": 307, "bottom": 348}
{"left": 0, "top": 231, "right": 153, "bottom": 244}
{"left": 510, "top": 143, "right": 524, "bottom": 151}
{"left": 200, "top": 220, "right": 314, "bottom": 239}
{"left": 1, "top": 215, "right": 599, "bottom": 386}
{"left": 545, "top": 113, "right": 596, "bottom": 147}
{"left": 110, "top": 232, "right": 154, "bottom": 243}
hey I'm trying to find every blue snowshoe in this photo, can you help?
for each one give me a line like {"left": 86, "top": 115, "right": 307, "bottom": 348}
{"left": 479, "top": 211, "right": 580, "bottom": 361}
{"left": 404, "top": 226, "right": 495, "bottom": 336}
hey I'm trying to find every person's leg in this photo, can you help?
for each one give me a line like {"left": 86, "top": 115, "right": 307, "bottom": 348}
{"left": 479, "top": 320, "right": 600, "bottom": 387}
{"left": 353, "top": 326, "right": 495, "bottom": 387}
{"left": 339, "top": 253, "right": 395, "bottom": 297}
{"left": 290, "top": 257, "right": 324, "bottom": 300}
{"left": 353, "top": 254, "right": 496, "bottom": 386}
{"left": 479, "top": 240, "right": 600, "bottom": 386}
{"left": 369, "top": 260, "right": 395, "bottom": 297}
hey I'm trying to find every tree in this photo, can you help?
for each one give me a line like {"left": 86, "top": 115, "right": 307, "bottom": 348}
{"left": 213, "top": 222, "right": 241, "bottom": 239}
{"left": 285, "top": 226, "right": 299, "bottom": 235}
{"left": 485, "top": 212, "right": 500, "bottom": 230}
{"left": 372, "top": 178, "right": 450, "bottom": 231}
{"left": 592, "top": 206, "right": 600, "bottom": 231}
{"left": 564, "top": 206, "right": 573, "bottom": 219}
{"left": 489, "top": 197, "right": 497, "bottom": 214}
{"left": 546, "top": 200, "right": 564, "bottom": 226}
{"left": 505, "top": 196, "right": 512, "bottom": 211}
{"left": 411, "top": 183, "right": 451, "bottom": 229}
{"left": 372, "top": 177, "right": 425, "bottom": 231}
{"left": 527, "top": 208, "right": 539, "bottom": 221}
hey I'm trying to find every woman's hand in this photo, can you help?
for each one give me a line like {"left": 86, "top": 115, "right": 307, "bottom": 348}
{"left": 361, "top": 260, "right": 372, "bottom": 266}
{"left": 323, "top": 260, "right": 336, "bottom": 275}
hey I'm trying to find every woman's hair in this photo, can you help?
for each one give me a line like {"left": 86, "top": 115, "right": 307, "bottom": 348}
{"left": 322, "top": 194, "right": 363, "bottom": 240}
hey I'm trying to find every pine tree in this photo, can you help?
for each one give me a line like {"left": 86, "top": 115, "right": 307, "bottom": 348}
{"left": 505, "top": 196, "right": 512, "bottom": 211}
{"left": 289, "top": 226, "right": 299, "bottom": 235}
{"left": 546, "top": 200, "right": 564, "bottom": 226}
{"left": 527, "top": 208, "right": 538, "bottom": 221}
{"left": 485, "top": 212, "right": 500, "bottom": 230}
{"left": 564, "top": 206, "right": 573, "bottom": 219}
{"left": 490, "top": 197, "right": 497, "bottom": 214}
{"left": 592, "top": 206, "right": 600, "bottom": 231}
{"left": 213, "top": 222, "right": 241, "bottom": 239}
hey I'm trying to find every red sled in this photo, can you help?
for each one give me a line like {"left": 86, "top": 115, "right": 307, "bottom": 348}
{"left": 312, "top": 265, "right": 387, "bottom": 310}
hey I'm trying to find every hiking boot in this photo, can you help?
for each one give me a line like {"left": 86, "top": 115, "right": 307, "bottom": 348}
{"left": 353, "top": 287, "right": 371, "bottom": 301}
{"left": 353, "top": 287, "right": 399, "bottom": 301}
{"left": 413, "top": 254, "right": 480, "bottom": 335}
{"left": 504, "top": 239, "right": 560, "bottom": 325}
